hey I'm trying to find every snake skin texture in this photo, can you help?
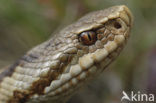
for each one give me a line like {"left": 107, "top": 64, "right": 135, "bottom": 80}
{"left": 0, "top": 5, "right": 133, "bottom": 103}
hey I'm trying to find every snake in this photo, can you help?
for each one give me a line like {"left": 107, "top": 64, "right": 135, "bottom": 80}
{"left": 0, "top": 5, "right": 133, "bottom": 103}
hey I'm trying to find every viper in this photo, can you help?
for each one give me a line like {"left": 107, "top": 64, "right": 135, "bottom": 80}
{"left": 0, "top": 5, "right": 133, "bottom": 103}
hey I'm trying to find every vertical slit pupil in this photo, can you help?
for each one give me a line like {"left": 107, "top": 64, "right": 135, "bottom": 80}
{"left": 87, "top": 33, "right": 92, "bottom": 41}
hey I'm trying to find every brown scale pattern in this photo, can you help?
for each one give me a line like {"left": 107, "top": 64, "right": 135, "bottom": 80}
{"left": 0, "top": 5, "right": 133, "bottom": 103}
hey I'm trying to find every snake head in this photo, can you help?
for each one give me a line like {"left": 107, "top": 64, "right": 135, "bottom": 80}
{"left": 1, "top": 5, "right": 133, "bottom": 103}
{"left": 41, "top": 5, "right": 133, "bottom": 101}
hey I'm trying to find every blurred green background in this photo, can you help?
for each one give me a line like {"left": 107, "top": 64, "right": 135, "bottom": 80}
{"left": 0, "top": 0, "right": 156, "bottom": 103}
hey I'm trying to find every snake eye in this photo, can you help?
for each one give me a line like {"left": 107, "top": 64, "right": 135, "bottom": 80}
{"left": 79, "top": 31, "right": 97, "bottom": 45}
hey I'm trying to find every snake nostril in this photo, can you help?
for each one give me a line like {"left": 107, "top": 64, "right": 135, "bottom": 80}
{"left": 114, "top": 21, "right": 122, "bottom": 29}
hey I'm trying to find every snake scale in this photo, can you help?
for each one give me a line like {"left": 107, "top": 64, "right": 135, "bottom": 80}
{"left": 0, "top": 5, "right": 133, "bottom": 103}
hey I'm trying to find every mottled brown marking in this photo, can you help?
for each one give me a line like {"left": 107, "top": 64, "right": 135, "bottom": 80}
{"left": 32, "top": 70, "right": 58, "bottom": 94}
{"left": 8, "top": 55, "right": 74, "bottom": 103}
{"left": 8, "top": 90, "right": 30, "bottom": 103}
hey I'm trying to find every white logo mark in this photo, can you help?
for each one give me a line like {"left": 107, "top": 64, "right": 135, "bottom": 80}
{"left": 121, "top": 91, "right": 130, "bottom": 101}
{"left": 121, "top": 91, "right": 155, "bottom": 102}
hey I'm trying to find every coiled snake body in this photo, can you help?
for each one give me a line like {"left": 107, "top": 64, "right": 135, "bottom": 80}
{"left": 0, "top": 5, "right": 133, "bottom": 103}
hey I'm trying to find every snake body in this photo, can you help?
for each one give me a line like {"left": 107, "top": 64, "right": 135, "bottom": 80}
{"left": 0, "top": 5, "right": 133, "bottom": 103}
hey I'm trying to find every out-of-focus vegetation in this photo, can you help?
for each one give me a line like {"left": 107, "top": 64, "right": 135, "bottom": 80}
{"left": 0, "top": 0, "right": 156, "bottom": 103}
